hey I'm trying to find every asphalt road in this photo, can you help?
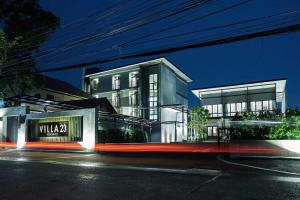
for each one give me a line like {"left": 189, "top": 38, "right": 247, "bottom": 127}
{"left": 0, "top": 150, "right": 300, "bottom": 200}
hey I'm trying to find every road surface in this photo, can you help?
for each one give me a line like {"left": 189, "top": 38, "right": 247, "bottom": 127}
{"left": 0, "top": 149, "right": 299, "bottom": 200}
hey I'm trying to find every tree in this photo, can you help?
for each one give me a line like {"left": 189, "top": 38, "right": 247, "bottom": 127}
{"left": 0, "top": 0, "right": 59, "bottom": 102}
{"left": 0, "top": 29, "right": 22, "bottom": 99}
{"left": 0, "top": 29, "right": 22, "bottom": 74}
{"left": 188, "top": 107, "right": 210, "bottom": 141}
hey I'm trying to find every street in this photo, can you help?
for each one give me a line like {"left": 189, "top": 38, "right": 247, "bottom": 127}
{"left": 0, "top": 150, "right": 299, "bottom": 200}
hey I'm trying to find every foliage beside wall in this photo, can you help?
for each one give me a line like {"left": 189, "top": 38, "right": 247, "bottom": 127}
{"left": 98, "top": 128, "right": 147, "bottom": 143}
{"left": 268, "top": 116, "right": 300, "bottom": 139}
{"left": 188, "top": 107, "right": 210, "bottom": 140}
{"left": 231, "top": 108, "right": 300, "bottom": 140}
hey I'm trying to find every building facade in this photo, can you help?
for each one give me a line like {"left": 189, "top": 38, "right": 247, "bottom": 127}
{"left": 5, "top": 76, "right": 91, "bottom": 113}
{"left": 84, "top": 58, "right": 192, "bottom": 143}
{"left": 191, "top": 79, "right": 287, "bottom": 140}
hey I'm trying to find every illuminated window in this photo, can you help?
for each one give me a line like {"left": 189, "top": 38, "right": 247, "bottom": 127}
{"left": 256, "top": 101, "right": 262, "bottom": 111}
{"left": 207, "top": 126, "right": 218, "bottom": 137}
{"left": 250, "top": 100, "right": 275, "bottom": 113}
{"left": 208, "top": 127, "right": 212, "bottom": 136}
{"left": 242, "top": 102, "right": 247, "bottom": 112}
{"left": 112, "top": 75, "right": 120, "bottom": 90}
{"left": 226, "top": 102, "right": 247, "bottom": 116}
{"left": 204, "top": 104, "right": 223, "bottom": 117}
{"left": 213, "top": 127, "right": 218, "bottom": 137}
{"left": 112, "top": 92, "right": 120, "bottom": 107}
{"left": 269, "top": 100, "right": 274, "bottom": 110}
{"left": 129, "top": 90, "right": 138, "bottom": 106}
{"left": 251, "top": 102, "right": 256, "bottom": 112}
{"left": 149, "top": 74, "right": 158, "bottom": 120}
{"left": 91, "top": 78, "right": 99, "bottom": 91}
{"left": 132, "top": 108, "right": 138, "bottom": 117}
{"left": 129, "top": 72, "right": 138, "bottom": 88}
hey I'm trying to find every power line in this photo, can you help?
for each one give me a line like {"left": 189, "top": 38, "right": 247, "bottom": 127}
{"left": 33, "top": 8, "right": 300, "bottom": 69}
{"left": 3, "top": 0, "right": 210, "bottom": 70}
{"left": 119, "top": 0, "right": 254, "bottom": 48}
{"left": 1, "top": 22, "right": 299, "bottom": 80}
{"left": 128, "top": 9, "right": 300, "bottom": 46}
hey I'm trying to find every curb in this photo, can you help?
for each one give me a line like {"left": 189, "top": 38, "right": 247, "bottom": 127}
{"left": 228, "top": 155, "right": 300, "bottom": 160}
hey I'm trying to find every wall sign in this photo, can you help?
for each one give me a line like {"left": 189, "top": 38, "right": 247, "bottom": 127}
{"left": 38, "top": 121, "right": 69, "bottom": 137}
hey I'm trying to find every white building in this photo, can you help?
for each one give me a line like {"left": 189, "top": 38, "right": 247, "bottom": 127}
{"left": 84, "top": 57, "right": 193, "bottom": 143}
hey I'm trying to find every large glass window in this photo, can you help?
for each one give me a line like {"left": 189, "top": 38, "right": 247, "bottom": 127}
{"left": 112, "top": 92, "right": 120, "bottom": 107}
{"left": 207, "top": 126, "right": 218, "bottom": 137}
{"left": 203, "top": 104, "right": 223, "bottom": 117}
{"left": 226, "top": 102, "right": 247, "bottom": 116}
{"left": 250, "top": 100, "right": 275, "bottom": 113}
{"left": 149, "top": 74, "right": 158, "bottom": 120}
{"left": 131, "top": 108, "right": 138, "bottom": 117}
{"left": 129, "top": 90, "right": 138, "bottom": 106}
{"left": 91, "top": 78, "right": 99, "bottom": 91}
{"left": 112, "top": 75, "right": 120, "bottom": 90}
{"left": 129, "top": 72, "right": 138, "bottom": 88}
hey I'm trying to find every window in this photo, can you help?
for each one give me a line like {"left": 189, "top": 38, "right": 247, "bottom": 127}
{"left": 149, "top": 74, "right": 158, "bottom": 120}
{"left": 256, "top": 101, "right": 262, "bottom": 111}
{"left": 263, "top": 100, "right": 269, "bottom": 110}
{"left": 208, "top": 126, "right": 218, "bottom": 137}
{"left": 112, "top": 92, "right": 120, "bottom": 107}
{"left": 132, "top": 108, "right": 138, "bottom": 117}
{"left": 208, "top": 127, "right": 212, "bottom": 137}
{"left": 204, "top": 104, "right": 223, "bottom": 117}
{"left": 226, "top": 102, "right": 247, "bottom": 116}
{"left": 46, "top": 94, "right": 54, "bottom": 101}
{"left": 251, "top": 101, "right": 255, "bottom": 112}
{"left": 250, "top": 100, "right": 275, "bottom": 113}
{"left": 129, "top": 90, "right": 138, "bottom": 106}
{"left": 213, "top": 127, "right": 218, "bottom": 137}
{"left": 112, "top": 75, "right": 120, "bottom": 90}
{"left": 129, "top": 72, "right": 138, "bottom": 88}
{"left": 91, "top": 78, "right": 99, "bottom": 91}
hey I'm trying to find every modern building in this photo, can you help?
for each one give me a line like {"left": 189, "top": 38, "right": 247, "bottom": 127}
{"left": 83, "top": 57, "right": 193, "bottom": 143}
{"left": 191, "top": 78, "right": 287, "bottom": 140}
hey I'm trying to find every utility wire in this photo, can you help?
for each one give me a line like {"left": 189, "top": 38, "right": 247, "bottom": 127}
{"left": 3, "top": 0, "right": 210, "bottom": 69}
{"left": 1, "top": 22, "right": 299, "bottom": 80}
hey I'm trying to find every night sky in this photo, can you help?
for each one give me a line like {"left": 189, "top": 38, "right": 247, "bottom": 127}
{"left": 39, "top": 0, "right": 300, "bottom": 107}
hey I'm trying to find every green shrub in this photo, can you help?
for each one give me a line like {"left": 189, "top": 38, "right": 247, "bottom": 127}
{"left": 98, "top": 128, "right": 147, "bottom": 143}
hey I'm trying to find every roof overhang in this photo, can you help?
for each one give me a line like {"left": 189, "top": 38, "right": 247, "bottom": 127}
{"left": 192, "top": 79, "right": 287, "bottom": 99}
{"left": 85, "top": 57, "right": 193, "bottom": 82}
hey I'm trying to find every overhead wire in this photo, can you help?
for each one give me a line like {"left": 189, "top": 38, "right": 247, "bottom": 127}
{"left": 3, "top": 0, "right": 210, "bottom": 70}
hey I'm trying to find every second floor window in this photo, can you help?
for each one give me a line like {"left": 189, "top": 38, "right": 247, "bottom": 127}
{"left": 112, "top": 75, "right": 120, "bottom": 90}
{"left": 149, "top": 74, "right": 158, "bottom": 120}
{"left": 226, "top": 102, "right": 247, "bottom": 116}
{"left": 129, "top": 72, "right": 138, "bottom": 88}
{"left": 91, "top": 78, "right": 99, "bottom": 91}
{"left": 129, "top": 90, "right": 138, "bottom": 106}
{"left": 250, "top": 100, "right": 274, "bottom": 113}
{"left": 112, "top": 92, "right": 120, "bottom": 107}
{"left": 203, "top": 104, "right": 223, "bottom": 117}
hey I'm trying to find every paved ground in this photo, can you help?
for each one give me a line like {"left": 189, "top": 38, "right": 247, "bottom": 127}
{"left": 0, "top": 150, "right": 300, "bottom": 200}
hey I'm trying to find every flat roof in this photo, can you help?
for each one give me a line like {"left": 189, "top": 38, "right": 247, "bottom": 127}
{"left": 85, "top": 57, "right": 193, "bottom": 82}
{"left": 192, "top": 78, "right": 287, "bottom": 98}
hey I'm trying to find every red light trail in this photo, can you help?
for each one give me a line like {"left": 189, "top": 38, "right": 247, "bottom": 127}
{"left": 0, "top": 142, "right": 285, "bottom": 155}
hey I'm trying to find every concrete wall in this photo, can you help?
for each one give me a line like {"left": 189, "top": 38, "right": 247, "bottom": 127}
{"left": 27, "top": 108, "right": 97, "bottom": 149}
{"left": 0, "top": 107, "right": 28, "bottom": 144}
{"left": 0, "top": 106, "right": 96, "bottom": 149}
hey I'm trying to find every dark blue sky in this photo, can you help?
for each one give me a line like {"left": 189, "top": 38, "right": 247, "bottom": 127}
{"left": 39, "top": 0, "right": 300, "bottom": 107}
